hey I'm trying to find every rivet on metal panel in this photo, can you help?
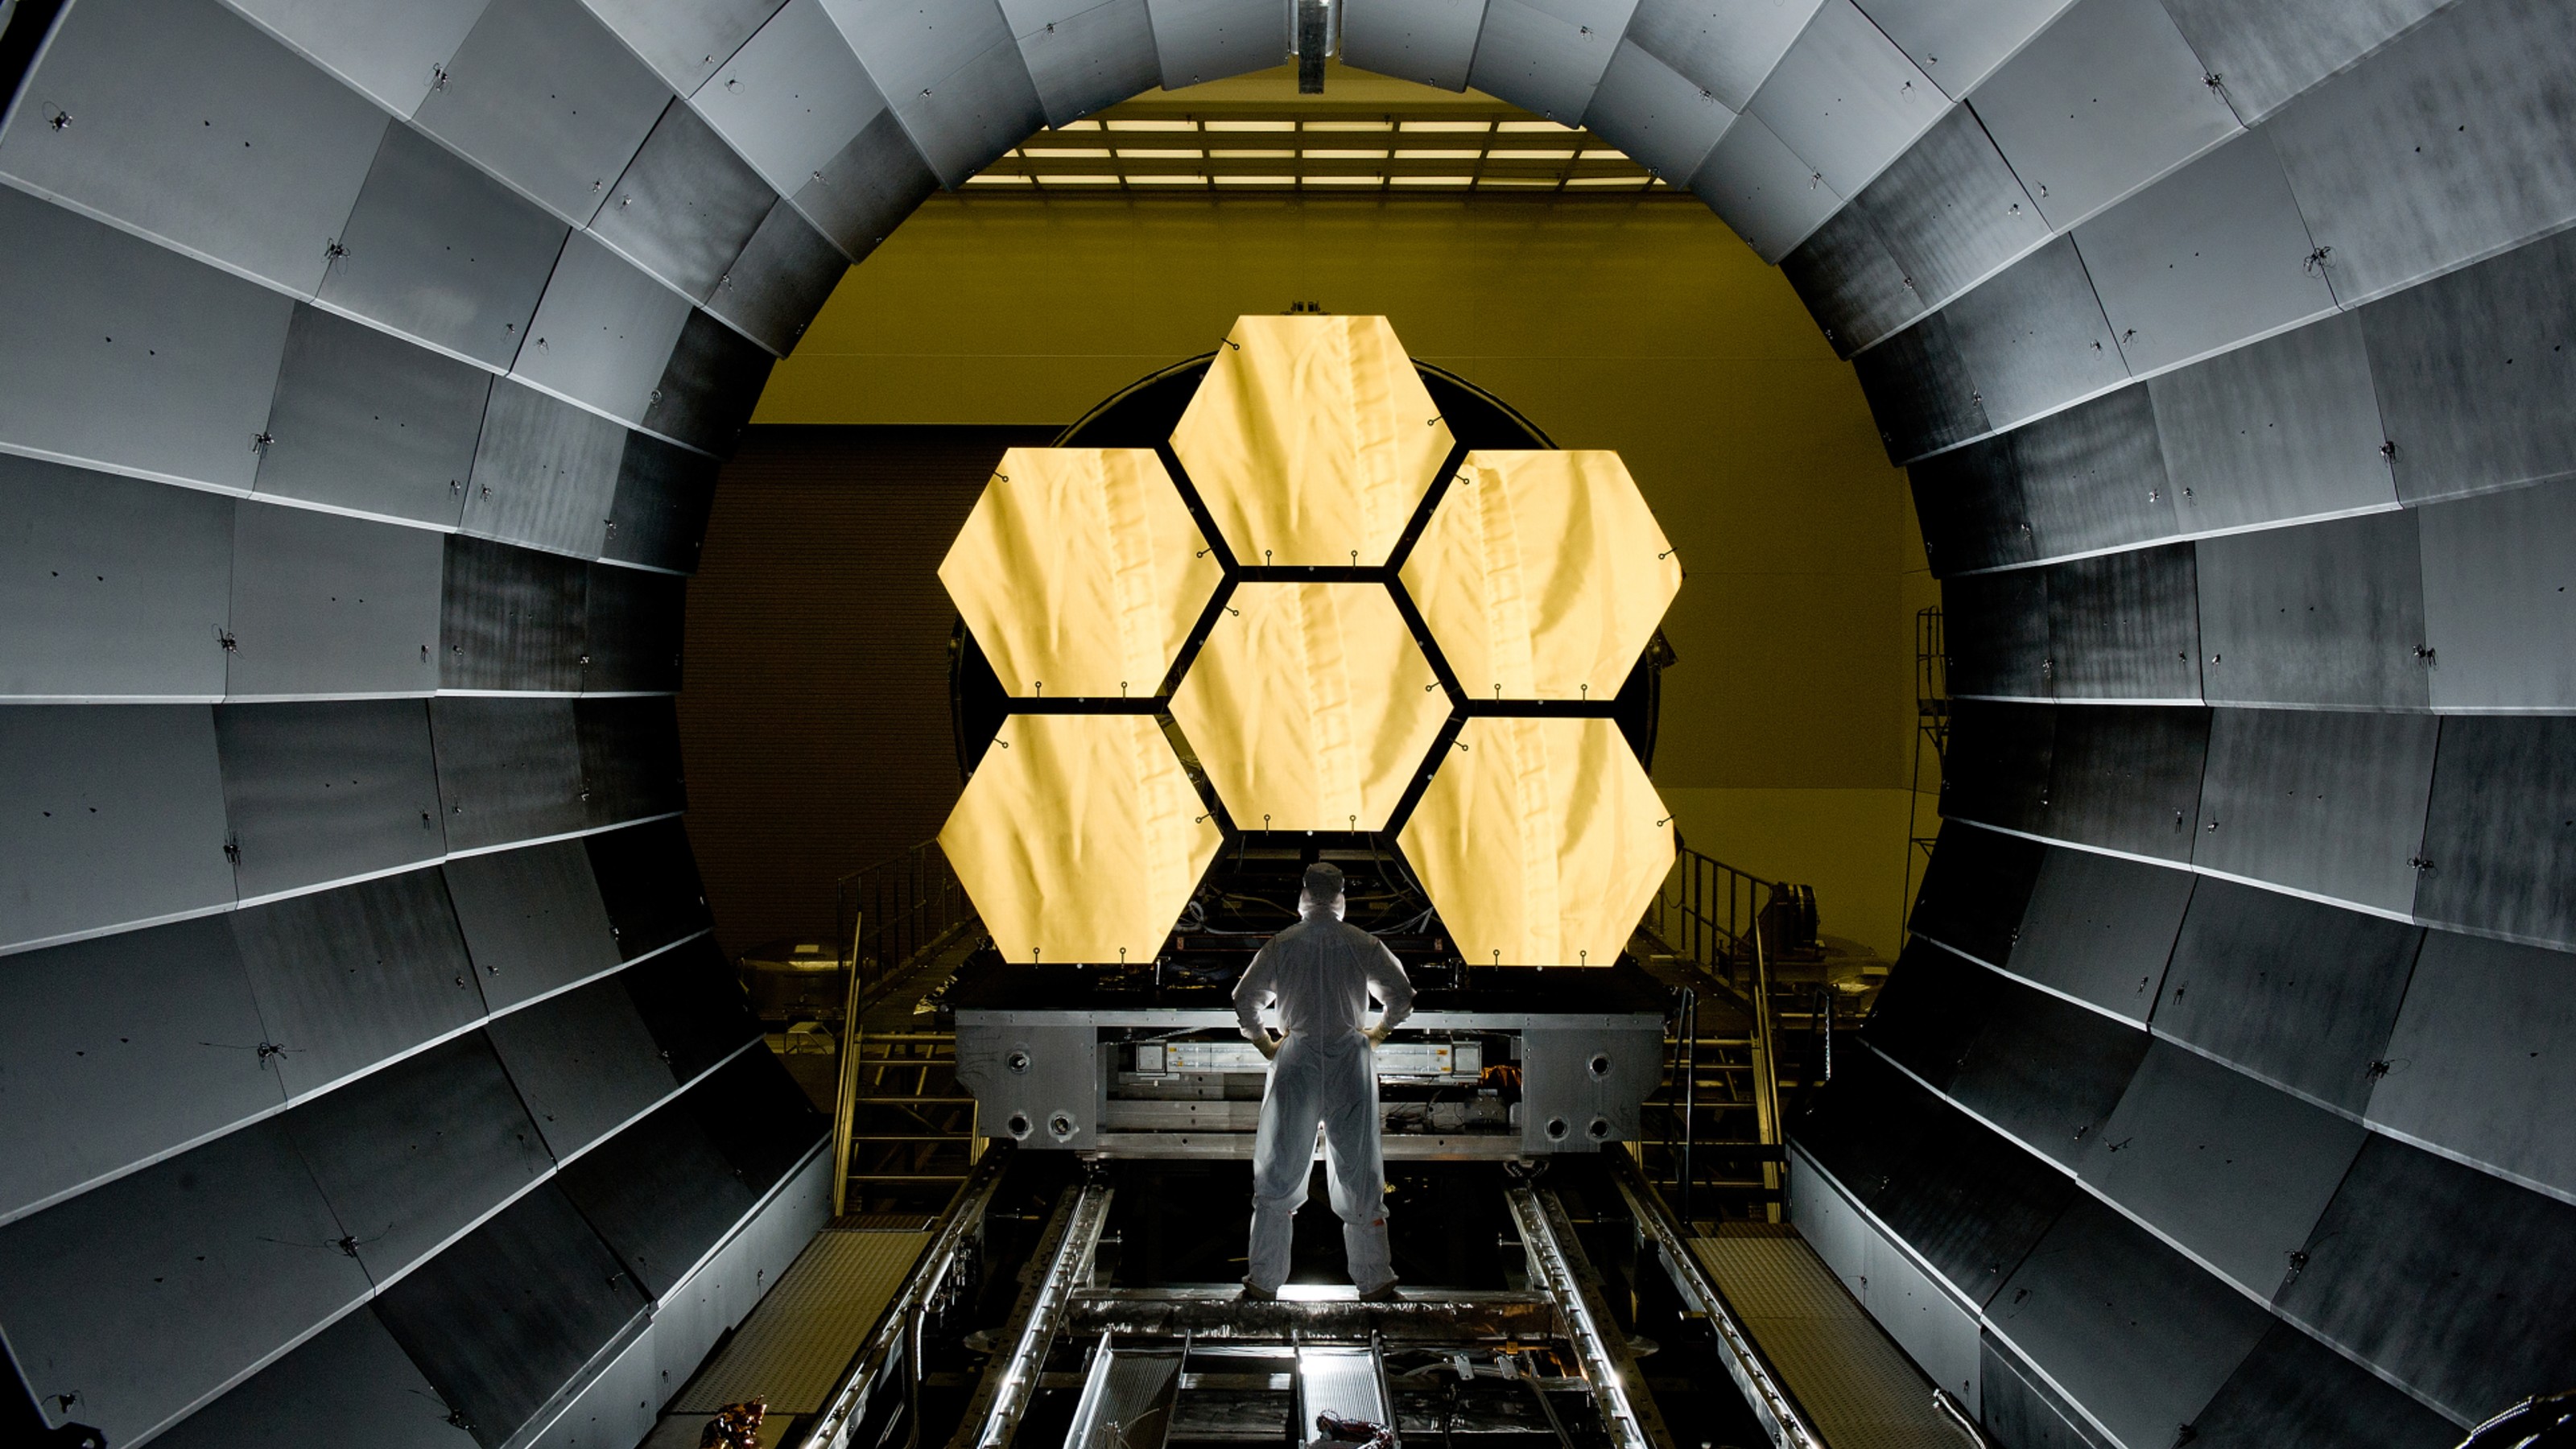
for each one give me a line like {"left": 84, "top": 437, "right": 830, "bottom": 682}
{"left": 325, "top": 239, "right": 348, "bottom": 262}
{"left": 2412, "top": 645, "right": 2437, "bottom": 663}
{"left": 2380, "top": 440, "right": 2397, "bottom": 461}
{"left": 250, "top": 431, "right": 275, "bottom": 456}
{"left": 2409, "top": 856, "right": 2435, "bottom": 873}
{"left": 47, "top": 109, "right": 71, "bottom": 131}
{"left": 217, "top": 628, "right": 237, "bottom": 653}
{"left": 2303, "top": 246, "right": 2333, "bottom": 276}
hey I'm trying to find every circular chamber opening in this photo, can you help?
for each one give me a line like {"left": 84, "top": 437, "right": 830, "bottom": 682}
{"left": 1544, "top": 1117, "right": 1570, "bottom": 1141}
{"left": 1048, "top": 1112, "right": 1077, "bottom": 1141}
{"left": 1587, "top": 1117, "right": 1612, "bottom": 1140}
{"left": 1588, "top": 1053, "right": 1612, "bottom": 1077}
{"left": 1005, "top": 1050, "right": 1030, "bottom": 1075}
{"left": 1006, "top": 1113, "right": 1032, "bottom": 1140}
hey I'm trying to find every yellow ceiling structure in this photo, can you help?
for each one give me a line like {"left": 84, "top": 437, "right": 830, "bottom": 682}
{"left": 1397, "top": 717, "right": 1674, "bottom": 968}
{"left": 938, "top": 714, "right": 1221, "bottom": 964}
{"left": 939, "top": 448, "right": 1220, "bottom": 698}
{"left": 1170, "top": 315, "right": 1454, "bottom": 567}
{"left": 1402, "top": 450, "right": 1681, "bottom": 701}
{"left": 1171, "top": 582, "right": 1449, "bottom": 832}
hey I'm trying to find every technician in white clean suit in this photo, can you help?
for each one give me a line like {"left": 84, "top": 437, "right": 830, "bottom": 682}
{"left": 1231, "top": 862, "right": 1415, "bottom": 1301}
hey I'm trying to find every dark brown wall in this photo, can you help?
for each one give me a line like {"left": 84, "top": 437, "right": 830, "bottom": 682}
{"left": 679, "top": 424, "right": 1057, "bottom": 958}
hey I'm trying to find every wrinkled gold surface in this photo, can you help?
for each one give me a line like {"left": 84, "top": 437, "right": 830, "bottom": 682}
{"left": 939, "top": 448, "right": 1220, "bottom": 698}
{"left": 1397, "top": 717, "right": 1673, "bottom": 967}
{"left": 1401, "top": 450, "right": 1680, "bottom": 700}
{"left": 1172, "top": 581, "right": 1451, "bottom": 832}
{"left": 1170, "top": 315, "right": 1455, "bottom": 567}
{"left": 938, "top": 714, "right": 1221, "bottom": 964}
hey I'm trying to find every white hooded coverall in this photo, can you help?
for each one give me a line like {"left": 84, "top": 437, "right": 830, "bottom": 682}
{"left": 1231, "top": 885, "right": 1414, "bottom": 1294}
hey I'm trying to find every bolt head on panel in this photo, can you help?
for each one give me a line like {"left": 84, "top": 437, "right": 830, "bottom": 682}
{"left": 1399, "top": 449, "right": 1681, "bottom": 700}
{"left": 938, "top": 714, "right": 1221, "bottom": 964}
{"left": 1170, "top": 315, "right": 1455, "bottom": 567}
{"left": 939, "top": 447, "right": 1220, "bottom": 698}
{"left": 1171, "top": 581, "right": 1450, "bottom": 832}
{"left": 1397, "top": 716, "right": 1674, "bottom": 967}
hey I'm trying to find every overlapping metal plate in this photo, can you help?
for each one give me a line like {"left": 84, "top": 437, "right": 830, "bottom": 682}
{"left": 0, "top": 457, "right": 234, "bottom": 701}
{"left": 228, "top": 867, "right": 484, "bottom": 1097}
{"left": 441, "top": 838, "right": 625, "bottom": 1011}
{"left": 2194, "top": 705, "right": 2438, "bottom": 914}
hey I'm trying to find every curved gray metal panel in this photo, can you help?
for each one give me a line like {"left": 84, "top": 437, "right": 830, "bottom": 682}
{"left": 0, "top": 704, "right": 234, "bottom": 953}
{"left": 257, "top": 305, "right": 494, "bottom": 527}
{"left": 2417, "top": 478, "right": 2576, "bottom": 712}
{"left": 2074, "top": 1039, "right": 2365, "bottom": 1294}
{"left": 1622, "top": 0, "right": 1819, "bottom": 113}
{"left": 1687, "top": 109, "right": 1843, "bottom": 262}
{"left": 2263, "top": 0, "right": 2576, "bottom": 304}
{"left": 1781, "top": 202, "right": 1918, "bottom": 357}
{"left": 641, "top": 307, "right": 777, "bottom": 453}
{"left": 1907, "top": 819, "right": 2044, "bottom": 966}
{"left": 2157, "top": 0, "right": 2450, "bottom": 125}
{"left": 2074, "top": 130, "right": 2338, "bottom": 377}
{"left": 0, "top": 456, "right": 233, "bottom": 701}
{"left": 283, "top": 1031, "right": 551, "bottom": 1280}
{"left": 1908, "top": 433, "right": 2036, "bottom": 574}
{"left": 2368, "top": 929, "right": 2576, "bottom": 1200}
{"left": 2042, "top": 703, "right": 2206, "bottom": 860}
{"left": 1948, "top": 974, "right": 2149, "bottom": 1168}
{"left": 1965, "top": 0, "right": 2242, "bottom": 230}
{"left": 2041, "top": 544, "right": 2200, "bottom": 700}
{"left": 0, "top": 915, "right": 280, "bottom": 1225}
{"left": 686, "top": 1046, "right": 828, "bottom": 1192}
{"left": 1466, "top": 0, "right": 1637, "bottom": 125}
{"left": 1857, "top": 105, "right": 2050, "bottom": 320}
{"left": 710, "top": 196, "right": 847, "bottom": 354}
{"left": 462, "top": 380, "right": 628, "bottom": 558}
{"left": 2414, "top": 715, "right": 2576, "bottom": 951}
{"left": 2153, "top": 877, "right": 2422, "bottom": 1114}
{"left": 2182, "top": 1319, "right": 2459, "bottom": 1449}
{"left": 214, "top": 700, "right": 448, "bottom": 901}
{"left": 2145, "top": 309, "right": 2395, "bottom": 533}
{"left": 832, "top": 0, "right": 1043, "bottom": 187}
{"left": 514, "top": 234, "right": 699, "bottom": 423}
{"left": 484, "top": 972, "right": 675, "bottom": 1159}
{"left": 584, "top": 818, "right": 710, "bottom": 959}
{"left": 1340, "top": 0, "right": 1488, "bottom": 93}
{"left": 1940, "top": 697, "right": 2055, "bottom": 834}
{"left": 1939, "top": 233, "right": 2129, "bottom": 437}
{"left": 429, "top": 696, "right": 588, "bottom": 850}
{"left": 583, "top": 0, "right": 789, "bottom": 95}
{"left": 1855, "top": 0, "right": 2077, "bottom": 101}
{"left": 582, "top": 564, "right": 686, "bottom": 693}
{"left": 1002, "top": 0, "right": 1164, "bottom": 127}
{"left": 690, "top": 0, "right": 890, "bottom": 195}
{"left": 604, "top": 431, "right": 720, "bottom": 572}
{"left": 372, "top": 1182, "right": 651, "bottom": 1448}
{"left": 411, "top": 0, "right": 671, "bottom": 226}
{"left": 1743, "top": 0, "right": 1944, "bottom": 196}
{"left": 440, "top": 839, "right": 623, "bottom": 1012}
{"left": 1943, "top": 566, "right": 2050, "bottom": 698}
{"left": 2277, "top": 1134, "right": 2576, "bottom": 1425}
{"left": 795, "top": 105, "right": 941, "bottom": 258}
{"left": 0, "top": 0, "right": 389, "bottom": 295}
{"left": 2194, "top": 708, "right": 2438, "bottom": 915}
{"left": 1581, "top": 38, "right": 1733, "bottom": 182}
{"left": 0, "top": 1117, "right": 372, "bottom": 1446}
{"left": 574, "top": 695, "right": 688, "bottom": 825}
{"left": 1868, "top": 939, "right": 2010, "bottom": 1087}
{"left": 592, "top": 99, "right": 777, "bottom": 304}
{"left": 440, "top": 536, "right": 589, "bottom": 691}
{"left": 555, "top": 1090, "right": 757, "bottom": 1297}
{"left": 229, "top": 867, "right": 484, "bottom": 1098}
{"left": 320, "top": 123, "right": 571, "bottom": 369}
{"left": 621, "top": 936, "right": 763, "bottom": 1081}
{"left": 2009, "top": 384, "right": 2177, "bottom": 561}
{"left": 225, "top": 0, "right": 493, "bottom": 118}
{"left": 2008, "top": 846, "right": 2191, "bottom": 1023}
{"left": 2362, "top": 226, "right": 2576, "bottom": 508}
{"left": 225, "top": 503, "right": 444, "bottom": 700}
{"left": 145, "top": 1304, "right": 474, "bottom": 1449}
{"left": 1145, "top": 0, "right": 1291, "bottom": 89}
{"left": 1977, "top": 1331, "right": 2109, "bottom": 1449}
{"left": 1989, "top": 1194, "right": 2273, "bottom": 1449}
{"left": 2194, "top": 507, "right": 2429, "bottom": 709}
{"left": 0, "top": 185, "right": 297, "bottom": 492}
{"left": 1852, "top": 312, "right": 1988, "bottom": 460}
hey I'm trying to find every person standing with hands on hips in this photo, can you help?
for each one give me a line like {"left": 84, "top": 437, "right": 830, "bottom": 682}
{"left": 1231, "top": 862, "right": 1414, "bottom": 1302}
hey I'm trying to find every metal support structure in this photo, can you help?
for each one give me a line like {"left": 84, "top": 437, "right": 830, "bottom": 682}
{"left": 807, "top": 1146, "right": 1017, "bottom": 1449}
{"left": 953, "top": 1176, "right": 1117, "bottom": 1449}
{"left": 1901, "top": 605, "right": 1946, "bottom": 935}
{"left": 1606, "top": 1151, "right": 1820, "bottom": 1449}
{"left": 1504, "top": 1187, "right": 1674, "bottom": 1449}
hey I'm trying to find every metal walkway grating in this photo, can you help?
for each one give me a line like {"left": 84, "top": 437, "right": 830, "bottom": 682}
{"left": 672, "top": 1228, "right": 932, "bottom": 1414}
{"left": 1688, "top": 1231, "right": 1963, "bottom": 1449}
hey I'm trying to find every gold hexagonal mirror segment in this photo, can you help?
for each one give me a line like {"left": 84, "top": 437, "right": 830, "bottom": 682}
{"left": 1400, "top": 450, "right": 1681, "bottom": 701}
{"left": 1397, "top": 716, "right": 1673, "bottom": 968}
{"left": 939, "top": 448, "right": 1221, "bottom": 699}
{"left": 1170, "top": 316, "right": 1455, "bottom": 567}
{"left": 938, "top": 714, "right": 1222, "bottom": 964}
{"left": 1171, "top": 582, "right": 1451, "bottom": 833}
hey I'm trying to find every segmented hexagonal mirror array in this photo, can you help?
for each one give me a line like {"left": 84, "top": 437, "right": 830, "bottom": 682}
{"left": 941, "top": 315, "right": 1682, "bottom": 964}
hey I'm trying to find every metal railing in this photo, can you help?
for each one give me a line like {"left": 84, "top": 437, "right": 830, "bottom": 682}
{"left": 833, "top": 840, "right": 976, "bottom": 1006}
{"left": 1904, "top": 605, "right": 1949, "bottom": 938}
{"left": 1642, "top": 845, "right": 1786, "bottom": 1221}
